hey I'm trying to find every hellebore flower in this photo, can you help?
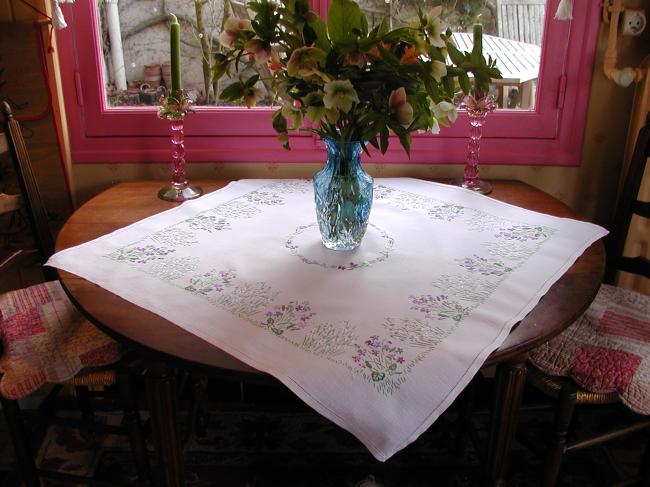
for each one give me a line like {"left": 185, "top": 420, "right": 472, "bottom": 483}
{"left": 282, "top": 103, "right": 303, "bottom": 129}
{"left": 325, "top": 108, "right": 340, "bottom": 124}
{"left": 243, "top": 86, "right": 264, "bottom": 108}
{"left": 219, "top": 17, "right": 252, "bottom": 48}
{"left": 425, "top": 7, "right": 446, "bottom": 48}
{"left": 430, "top": 117, "right": 441, "bottom": 134}
{"left": 244, "top": 39, "right": 271, "bottom": 65}
{"left": 323, "top": 79, "right": 360, "bottom": 113}
{"left": 413, "top": 33, "right": 428, "bottom": 53}
{"left": 389, "top": 87, "right": 414, "bottom": 127}
{"left": 344, "top": 51, "right": 367, "bottom": 69}
{"left": 219, "top": 30, "right": 237, "bottom": 48}
{"left": 432, "top": 100, "right": 458, "bottom": 123}
{"left": 389, "top": 86, "right": 407, "bottom": 108}
{"left": 277, "top": 131, "right": 289, "bottom": 145}
{"left": 286, "top": 47, "right": 327, "bottom": 79}
{"left": 430, "top": 60, "right": 447, "bottom": 82}
{"left": 268, "top": 49, "right": 284, "bottom": 73}
{"left": 303, "top": 92, "right": 326, "bottom": 123}
{"left": 225, "top": 17, "right": 252, "bottom": 30}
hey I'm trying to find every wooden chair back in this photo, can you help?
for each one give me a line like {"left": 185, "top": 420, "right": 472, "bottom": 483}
{"left": 0, "top": 107, "right": 153, "bottom": 487}
{"left": 604, "top": 111, "right": 650, "bottom": 283}
{"left": 496, "top": 0, "right": 546, "bottom": 46}
{"left": 0, "top": 101, "right": 56, "bottom": 280}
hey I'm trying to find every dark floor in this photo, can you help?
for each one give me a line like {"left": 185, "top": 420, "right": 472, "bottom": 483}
{"left": 0, "top": 376, "right": 647, "bottom": 487}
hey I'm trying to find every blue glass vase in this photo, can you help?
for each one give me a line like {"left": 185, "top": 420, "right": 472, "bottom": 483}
{"left": 313, "top": 138, "right": 373, "bottom": 251}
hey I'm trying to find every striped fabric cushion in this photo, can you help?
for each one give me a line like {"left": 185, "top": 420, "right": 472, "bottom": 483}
{"left": 0, "top": 281, "right": 121, "bottom": 400}
{"left": 530, "top": 284, "right": 650, "bottom": 414}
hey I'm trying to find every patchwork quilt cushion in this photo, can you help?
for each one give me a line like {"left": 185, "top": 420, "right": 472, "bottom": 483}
{"left": 530, "top": 284, "right": 650, "bottom": 414}
{"left": 0, "top": 280, "right": 121, "bottom": 400}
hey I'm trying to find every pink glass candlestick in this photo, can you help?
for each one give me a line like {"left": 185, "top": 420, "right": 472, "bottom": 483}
{"left": 453, "top": 94, "right": 497, "bottom": 195}
{"left": 158, "top": 91, "right": 202, "bottom": 202}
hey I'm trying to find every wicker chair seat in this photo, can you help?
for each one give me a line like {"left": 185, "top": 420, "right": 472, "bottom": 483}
{"left": 0, "top": 280, "right": 121, "bottom": 400}
{"left": 529, "top": 284, "right": 650, "bottom": 414}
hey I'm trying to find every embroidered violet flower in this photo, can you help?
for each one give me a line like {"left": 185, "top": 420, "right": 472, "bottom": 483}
{"left": 262, "top": 301, "right": 316, "bottom": 335}
{"left": 389, "top": 87, "right": 414, "bottom": 127}
{"left": 409, "top": 294, "right": 471, "bottom": 322}
{"left": 352, "top": 336, "right": 406, "bottom": 382}
{"left": 323, "top": 79, "right": 360, "bottom": 113}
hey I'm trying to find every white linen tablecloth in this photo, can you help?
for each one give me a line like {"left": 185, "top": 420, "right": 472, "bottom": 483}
{"left": 47, "top": 178, "right": 607, "bottom": 461}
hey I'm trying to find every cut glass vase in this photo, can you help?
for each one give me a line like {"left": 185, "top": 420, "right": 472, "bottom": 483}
{"left": 313, "top": 139, "right": 373, "bottom": 251}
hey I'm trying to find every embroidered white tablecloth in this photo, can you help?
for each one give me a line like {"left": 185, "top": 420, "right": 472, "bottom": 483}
{"left": 47, "top": 178, "right": 607, "bottom": 461}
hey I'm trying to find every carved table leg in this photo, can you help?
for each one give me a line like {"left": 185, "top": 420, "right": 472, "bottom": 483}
{"left": 145, "top": 362, "right": 184, "bottom": 487}
{"left": 484, "top": 354, "right": 528, "bottom": 487}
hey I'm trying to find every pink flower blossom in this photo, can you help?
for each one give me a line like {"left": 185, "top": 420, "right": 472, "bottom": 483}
{"left": 389, "top": 87, "right": 414, "bottom": 127}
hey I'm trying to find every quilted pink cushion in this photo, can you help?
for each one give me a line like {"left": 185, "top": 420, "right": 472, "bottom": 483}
{"left": 0, "top": 281, "right": 121, "bottom": 400}
{"left": 530, "top": 284, "right": 650, "bottom": 414}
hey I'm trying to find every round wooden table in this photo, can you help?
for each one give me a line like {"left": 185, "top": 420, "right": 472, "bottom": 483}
{"left": 55, "top": 180, "right": 605, "bottom": 487}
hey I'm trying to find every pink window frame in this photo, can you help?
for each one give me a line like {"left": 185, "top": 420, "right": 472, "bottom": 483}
{"left": 56, "top": 0, "right": 600, "bottom": 165}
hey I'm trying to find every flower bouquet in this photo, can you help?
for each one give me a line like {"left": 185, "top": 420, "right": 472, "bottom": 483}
{"left": 214, "top": 0, "right": 500, "bottom": 249}
{"left": 215, "top": 0, "right": 499, "bottom": 152}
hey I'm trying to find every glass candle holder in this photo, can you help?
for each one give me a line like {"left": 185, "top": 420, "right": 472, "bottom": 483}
{"left": 453, "top": 94, "right": 497, "bottom": 195}
{"left": 158, "top": 91, "right": 202, "bottom": 202}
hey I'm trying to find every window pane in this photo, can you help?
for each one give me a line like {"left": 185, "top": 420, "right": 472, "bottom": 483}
{"left": 357, "top": 0, "right": 545, "bottom": 110}
{"left": 98, "top": 0, "right": 273, "bottom": 108}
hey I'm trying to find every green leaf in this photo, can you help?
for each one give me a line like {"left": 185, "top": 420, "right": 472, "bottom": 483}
{"left": 380, "top": 126, "right": 389, "bottom": 154}
{"left": 442, "top": 76, "right": 455, "bottom": 95}
{"left": 244, "top": 74, "right": 260, "bottom": 87}
{"left": 249, "top": 0, "right": 279, "bottom": 41}
{"left": 398, "top": 131, "right": 411, "bottom": 157}
{"left": 358, "top": 38, "right": 379, "bottom": 51}
{"left": 219, "top": 81, "right": 245, "bottom": 100}
{"left": 445, "top": 41, "right": 466, "bottom": 65}
{"left": 473, "top": 71, "right": 491, "bottom": 93}
{"left": 381, "top": 27, "right": 412, "bottom": 44}
{"left": 427, "top": 45, "right": 445, "bottom": 62}
{"left": 307, "top": 16, "right": 330, "bottom": 52}
{"left": 458, "top": 73, "right": 471, "bottom": 94}
{"left": 362, "top": 140, "right": 373, "bottom": 157}
{"left": 377, "top": 18, "right": 389, "bottom": 37}
{"left": 272, "top": 109, "right": 287, "bottom": 133}
{"left": 328, "top": 0, "right": 365, "bottom": 44}
{"left": 294, "top": 0, "right": 310, "bottom": 18}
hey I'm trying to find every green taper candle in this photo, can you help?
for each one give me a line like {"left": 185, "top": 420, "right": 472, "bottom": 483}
{"left": 472, "top": 23, "right": 483, "bottom": 59}
{"left": 170, "top": 13, "right": 181, "bottom": 93}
